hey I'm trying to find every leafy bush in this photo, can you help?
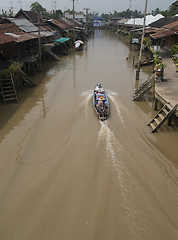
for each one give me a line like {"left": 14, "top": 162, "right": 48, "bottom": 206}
{"left": 143, "top": 37, "right": 151, "bottom": 46}
{"left": 153, "top": 54, "right": 162, "bottom": 64}
{"left": 170, "top": 43, "right": 178, "bottom": 56}
{"left": 154, "top": 63, "right": 166, "bottom": 70}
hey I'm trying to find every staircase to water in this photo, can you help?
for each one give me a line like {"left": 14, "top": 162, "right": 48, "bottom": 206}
{"left": 0, "top": 74, "right": 18, "bottom": 103}
{"left": 148, "top": 103, "right": 178, "bottom": 132}
{"left": 133, "top": 73, "right": 155, "bottom": 101}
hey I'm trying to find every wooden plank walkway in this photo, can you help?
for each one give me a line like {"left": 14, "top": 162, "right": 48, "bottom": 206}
{"left": 155, "top": 48, "right": 178, "bottom": 117}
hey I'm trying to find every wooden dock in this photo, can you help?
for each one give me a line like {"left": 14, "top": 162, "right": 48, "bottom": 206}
{"left": 154, "top": 48, "right": 178, "bottom": 117}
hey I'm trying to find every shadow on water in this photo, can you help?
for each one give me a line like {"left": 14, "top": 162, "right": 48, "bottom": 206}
{"left": 0, "top": 61, "right": 63, "bottom": 141}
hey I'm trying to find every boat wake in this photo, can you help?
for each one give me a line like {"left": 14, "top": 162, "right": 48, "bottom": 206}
{"left": 97, "top": 121, "right": 121, "bottom": 161}
{"left": 107, "top": 90, "right": 124, "bottom": 123}
{"left": 97, "top": 121, "right": 146, "bottom": 239}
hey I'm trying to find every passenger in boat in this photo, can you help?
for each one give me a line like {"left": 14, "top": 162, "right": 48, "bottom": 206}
{"left": 95, "top": 84, "right": 104, "bottom": 93}
{"left": 97, "top": 97, "right": 104, "bottom": 108}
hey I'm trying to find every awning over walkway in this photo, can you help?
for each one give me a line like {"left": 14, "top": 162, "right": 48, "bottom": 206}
{"left": 55, "top": 37, "right": 70, "bottom": 43}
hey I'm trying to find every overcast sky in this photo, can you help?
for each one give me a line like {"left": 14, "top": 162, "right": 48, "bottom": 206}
{"left": 0, "top": 0, "right": 175, "bottom": 14}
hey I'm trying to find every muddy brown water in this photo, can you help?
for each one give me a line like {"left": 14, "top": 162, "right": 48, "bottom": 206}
{"left": 0, "top": 30, "right": 178, "bottom": 240}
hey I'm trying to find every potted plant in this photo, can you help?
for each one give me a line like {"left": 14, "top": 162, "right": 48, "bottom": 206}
{"left": 154, "top": 63, "right": 166, "bottom": 81}
{"left": 176, "top": 63, "right": 178, "bottom": 72}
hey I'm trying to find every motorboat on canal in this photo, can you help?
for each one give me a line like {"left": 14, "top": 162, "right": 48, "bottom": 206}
{"left": 74, "top": 40, "right": 84, "bottom": 51}
{"left": 93, "top": 84, "right": 109, "bottom": 121}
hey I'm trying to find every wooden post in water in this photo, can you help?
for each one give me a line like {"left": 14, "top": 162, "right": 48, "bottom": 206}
{"left": 133, "top": 56, "right": 135, "bottom": 66}
{"left": 154, "top": 98, "right": 158, "bottom": 111}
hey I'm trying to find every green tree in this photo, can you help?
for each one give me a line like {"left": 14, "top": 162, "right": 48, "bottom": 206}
{"left": 30, "top": 2, "right": 46, "bottom": 13}
{"left": 161, "top": 6, "right": 178, "bottom": 17}
{"left": 55, "top": 9, "right": 63, "bottom": 18}
{"left": 151, "top": 8, "right": 160, "bottom": 16}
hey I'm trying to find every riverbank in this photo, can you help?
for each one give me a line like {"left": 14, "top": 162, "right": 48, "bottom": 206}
{"left": 155, "top": 48, "right": 178, "bottom": 117}
{"left": 114, "top": 29, "right": 178, "bottom": 121}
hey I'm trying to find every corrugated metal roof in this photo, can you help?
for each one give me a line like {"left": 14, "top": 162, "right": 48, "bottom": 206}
{"left": 48, "top": 19, "right": 68, "bottom": 30}
{"left": 0, "top": 34, "right": 14, "bottom": 44}
{"left": 8, "top": 18, "right": 38, "bottom": 32}
{"left": 67, "top": 18, "right": 82, "bottom": 27}
{"left": 144, "top": 27, "right": 157, "bottom": 33}
{"left": 60, "top": 18, "right": 73, "bottom": 27}
{"left": 125, "top": 14, "right": 164, "bottom": 26}
{"left": 0, "top": 23, "right": 22, "bottom": 33}
{"left": 33, "top": 31, "right": 54, "bottom": 37}
{"left": 13, "top": 32, "right": 37, "bottom": 42}
{"left": 0, "top": 22, "right": 38, "bottom": 44}
{"left": 149, "top": 16, "right": 178, "bottom": 28}
{"left": 163, "top": 20, "right": 178, "bottom": 31}
{"left": 40, "top": 24, "right": 54, "bottom": 32}
{"left": 150, "top": 28, "right": 176, "bottom": 39}
{"left": 8, "top": 18, "right": 54, "bottom": 37}
{"left": 0, "top": 32, "right": 37, "bottom": 44}
{"left": 15, "top": 10, "right": 39, "bottom": 24}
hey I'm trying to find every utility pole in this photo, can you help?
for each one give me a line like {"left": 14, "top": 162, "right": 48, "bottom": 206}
{"left": 72, "top": 0, "right": 78, "bottom": 19}
{"left": 136, "top": 0, "right": 148, "bottom": 80}
{"left": 83, "top": 8, "right": 90, "bottom": 20}
{"left": 83, "top": 8, "right": 90, "bottom": 35}
{"left": 72, "top": 0, "right": 75, "bottom": 19}
{"left": 72, "top": 0, "right": 78, "bottom": 42}
{"left": 38, "top": 11, "right": 41, "bottom": 63}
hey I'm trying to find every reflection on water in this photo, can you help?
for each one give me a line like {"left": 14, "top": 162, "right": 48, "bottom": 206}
{"left": 0, "top": 30, "right": 178, "bottom": 240}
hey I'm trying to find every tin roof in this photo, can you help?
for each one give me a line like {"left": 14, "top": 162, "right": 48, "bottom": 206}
{"left": 15, "top": 10, "right": 40, "bottom": 24}
{"left": 149, "top": 16, "right": 178, "bottom": 28}
{"left": 150, "top": 20, "right": 178, "bottom": 39}
{"left": 0, "top": 22, "right": 37, "bottom": 44}
{"left": 8, "top": 18, "right": 38, "bottom": 32}
{"left": 171, "top": 1, "right": 178, "bottom": 7}
{"left": 8, "top": 18, "right": 54, "bottom": 37}
{"left": 0, "top": 34, "right": 14, "bottom": 44}
{"left": 163, "top": 20, "right": 178, "bottom": 31}
{"left": 60, "top": 18, "right": 73, "bottom": 28}
{"left": 67, "top": 18, "right": 82, "bottom": 27}
{"left": 48, "top": 19, "right": 68, "bottom": 30}
{"left": 125, "top": 14, "right": 164, "bottom": 26}
{"left": 0, "top": 32, "right": 37, "bottom": 44}
{"left": 0, "top": 23, "right": 22, "bottom": 33}
{"left": 150, "top": 28, "right": 176, "bottom": 39}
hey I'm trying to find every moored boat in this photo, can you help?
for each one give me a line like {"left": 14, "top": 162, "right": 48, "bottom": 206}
{"left": 74, "top": 40, "right": 84, "bottom": 51}
{"left": 93, "top": 84, "right": 109, "bottom": 121}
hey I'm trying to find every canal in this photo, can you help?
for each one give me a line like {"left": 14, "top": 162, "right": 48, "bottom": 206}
{"left": 0, "top": 30, "right": 178, "bottom": 240}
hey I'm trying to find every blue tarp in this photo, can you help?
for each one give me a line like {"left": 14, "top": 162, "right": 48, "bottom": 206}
{"left": 55, "top": 38, "right": 70, "bottom": 43}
